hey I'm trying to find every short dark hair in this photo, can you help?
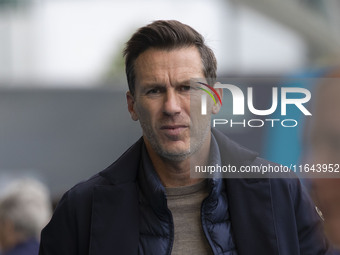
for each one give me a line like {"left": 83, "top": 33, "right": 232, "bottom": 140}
{"left": 123, "top": 20, "right": 217, "bottom": 96}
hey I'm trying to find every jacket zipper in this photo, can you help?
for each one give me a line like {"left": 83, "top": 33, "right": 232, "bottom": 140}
{"left": 166, "top": 202, "right": 174, "bottom": 255}
{"left": 201, "top": 189, "right": 216, "bottom": 255}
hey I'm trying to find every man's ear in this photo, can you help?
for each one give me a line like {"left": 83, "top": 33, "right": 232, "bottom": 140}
{"left": 126, "top": 91, "right": 139, "bottom": 121}
{"left": 212, "top": 86, "right": 223, "bottom": 114}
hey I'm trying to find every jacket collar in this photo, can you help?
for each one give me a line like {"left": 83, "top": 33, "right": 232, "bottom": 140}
{"left": 137, "top": 143, "right": 168, "bottom": 216}
{"left": 211, "top": 128, "right": 258, "bottom": 169}
{"left": 99, "top": 137, "right": 144, "bottom": 185}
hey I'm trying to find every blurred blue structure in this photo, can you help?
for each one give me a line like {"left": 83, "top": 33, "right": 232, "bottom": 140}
{"left": 262, "top": 68, "right": 330, "bottom": 168}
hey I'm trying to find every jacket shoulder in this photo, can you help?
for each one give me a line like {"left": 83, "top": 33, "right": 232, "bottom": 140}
{"left": 65, "top": 173, "right": 110, "bottom": 203}
{"left": 65, "top": 136, "right": 144, "bottom": 202}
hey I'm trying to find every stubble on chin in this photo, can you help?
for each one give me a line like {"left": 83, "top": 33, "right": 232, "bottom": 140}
{"left": 143, "top": 124, "right": 211, "bottom": 163}
{"left": 143, "top": 127, "right": 191, "bottom": 162}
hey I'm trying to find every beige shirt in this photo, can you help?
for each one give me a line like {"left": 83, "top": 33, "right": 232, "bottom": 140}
{"left": 165, "top": 180, "right": 213, "bottom": 255}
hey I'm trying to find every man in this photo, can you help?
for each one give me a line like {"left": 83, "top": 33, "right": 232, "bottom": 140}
{"left": 40, "top": 20, "right": 333, "bottom": 254}
{"left": 0, "top": 178, "right": 52, "bottom": 255}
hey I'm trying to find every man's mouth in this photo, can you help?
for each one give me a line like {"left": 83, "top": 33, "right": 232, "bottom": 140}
{"left": 160, "top": 125, "right": 188, "bottom": 137}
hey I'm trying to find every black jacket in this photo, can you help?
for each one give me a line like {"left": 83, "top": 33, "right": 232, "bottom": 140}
{"left": 39, "top": 129, "right": 332, "bottom": 255}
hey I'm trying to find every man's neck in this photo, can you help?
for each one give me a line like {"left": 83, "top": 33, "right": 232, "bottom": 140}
{"left": 144, "top": 136, "right": 211, "bottom": 188}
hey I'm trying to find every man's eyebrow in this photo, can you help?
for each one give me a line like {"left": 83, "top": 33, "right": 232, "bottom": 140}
{"left": 141, "top": 82, "right": 166, "bottom": 88}
{"left": 140, "top": 79, "right": 201, "bottom": 89}
{"left": 177, "top": 80, "right": 191, "bottom": 85}
{"left": 175, "top": 80, "right": 201, "bottom": 87}
{"left": 142, "top": 80, "right": 191, "bottom": 87}
{"left": 139, "top": 83, "right": 166, "bottom": 93}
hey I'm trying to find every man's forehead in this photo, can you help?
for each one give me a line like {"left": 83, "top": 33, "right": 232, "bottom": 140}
{"left": 134, "top": 47, "right": 204, "bottom": 84}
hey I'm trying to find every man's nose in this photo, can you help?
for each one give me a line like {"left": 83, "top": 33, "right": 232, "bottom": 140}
{"left": 163, "top": 90, "right": 181, "bottom": 116}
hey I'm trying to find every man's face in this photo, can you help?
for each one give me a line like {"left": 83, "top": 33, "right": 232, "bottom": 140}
{"left": 127, "top": 47, "right": 219, "bottom": 161}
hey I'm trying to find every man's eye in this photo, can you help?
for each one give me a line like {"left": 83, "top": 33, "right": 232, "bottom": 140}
{"left": 147, "top": 88, "right": 160, "bottom": 94}
{"left": 180, "top": 86, "right": 191, "bottom": 91}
